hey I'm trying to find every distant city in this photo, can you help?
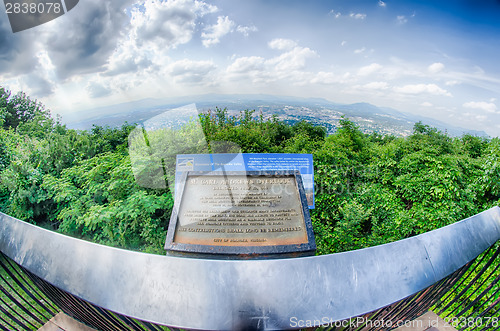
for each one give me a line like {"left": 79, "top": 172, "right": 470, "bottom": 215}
{"left": 64, "top": 94, "right": 488, "bottom": 138}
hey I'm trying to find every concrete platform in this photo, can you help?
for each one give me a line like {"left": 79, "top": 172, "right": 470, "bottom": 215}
{"left": 393, "top": 311, "right": 458, "bottom": 331}
{"left": 39, "top": 310, "right": 455, "bottom": 331}
{"left": 39, "top": 312, "right": 97, "bottom": 331}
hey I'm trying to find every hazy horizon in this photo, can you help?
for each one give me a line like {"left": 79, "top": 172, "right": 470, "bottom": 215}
{"left": 1, "top": 0, "right": 500, "bottom": 136}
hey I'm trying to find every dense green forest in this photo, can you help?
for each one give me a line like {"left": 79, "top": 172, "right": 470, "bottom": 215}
{"left": 1, "top": 86, "right": 499, "bottom": 255}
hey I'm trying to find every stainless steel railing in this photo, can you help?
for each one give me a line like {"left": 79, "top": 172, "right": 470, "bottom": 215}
{"left": 1, "top": 207, "right": 499, "bottom": 330}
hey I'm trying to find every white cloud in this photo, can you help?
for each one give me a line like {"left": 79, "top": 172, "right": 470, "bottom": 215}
{"left": 227, "top": 56, "right": 265, "bottom": 74}
{"left": 268, "top": 38, "right": 297, "bottom": 51}
{"left": 329, "top": 10, "right": 366, "bottom": 20}
{"left": 445, "top": 80, "right": 461, "bottom": 86}
{"left": 363, "top": 81, "right": 389, "bottom": 90}
{"left": 350, "top": 13, "right": 367, "bottom": 20}
{"left": 329, "top": 10, "right": 341, "bottom": 18}
{"left": 7, "top": 73, "right": 55, "bottom": 98}
{"left": 349, "top": 81, "right": 389, "bottom": 95}
{"left": 99, "top": 0, "right": 219, "bottom": 80}
{"left": 236, "top": 25, "right": 258, "bottom": 37}
{"left": 267, "top": 45, "right": 317, "bottom": 72}
{"left": 0, "top": 18, "right": 37, "bottom": 75}
{"left": 358, "top": 63, "right": 382, "bottom": 76}
{"left": 310, "top": 71, "right": 351, "bottom": 85}
{"left": 87, "top": 0, "right": 219, "bottom": 98}
{"left": 354, "top": 47, "right": 366, "bottom": 54}
{"left": 2, "top": 0, "right": 497, "bottom": 138}
{"left": 428, "top": 62, "right": 445, "bottom": 74}
{"left": 86, "top": 81, "right": 112, "bottom": 98}
{"left": 463, "top": 101, "right": 498, "bottom": 113}
{"left": 104, "top": 40, "right": 153, "bottom": 76}
{"left": 168, "top": 59, "right": 217, "bottom": 83}
{"left": 0, "top": 0, "right": 145, "bottom": 100}
{"left": 393, "top": 84, "right": 452, "bottom": 96}
{"left": 397, "top": 15, "right": 408, "bottom": 24}
{"left": 448, "top": 69, "right": 500, "bottom": 94}
{"left": 227, "top": 40, "right": 317, "bottom": 84}
{"left": 30, "top": 0, "right": 140, "bottom": 82}
{"left": 202, "top": 16, "right": 235, "bottom": 47}
{"left": 131, "top": 0, "right": 216, "bottom": 50}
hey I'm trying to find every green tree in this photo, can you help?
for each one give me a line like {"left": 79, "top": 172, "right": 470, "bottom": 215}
{"left": 0, "top": 87, "right": 52, "bottom": 132}
{"left": 42, "top": 152, "right": 172, "bottom": 252}
{"left": 460, "top": 134, "right": 488, "bottom": 159}
{"left": 482, "top": 138, "right": 500, "bottom": 204}
{"left": 0, "top": 132, "right": 51, "bottom": 223}
{"left": 1, "top": 88, "right": 499, "bottom": 256}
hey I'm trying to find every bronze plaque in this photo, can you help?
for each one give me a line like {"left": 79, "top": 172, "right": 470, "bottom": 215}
{"left": 165, "top": 171, "right": 316, "bottom": 256}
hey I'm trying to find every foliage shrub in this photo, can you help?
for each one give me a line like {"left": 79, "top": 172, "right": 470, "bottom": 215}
{"left": 1, "top": 87, "right": 499, "bottom": 255}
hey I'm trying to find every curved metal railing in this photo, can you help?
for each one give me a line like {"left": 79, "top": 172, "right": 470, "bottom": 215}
{"left": 1, "top": 207, "right": 499, "bottom": 330}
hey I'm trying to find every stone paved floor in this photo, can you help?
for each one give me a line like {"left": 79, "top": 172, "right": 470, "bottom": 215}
{"left": 393, "top": 311, "right": 458, "bottom": 331}
{"left": 39, "top": 310, "right": 458, "bottom": 331}
{"left": 39, "top": 312, "right": 97, "bottom": 331}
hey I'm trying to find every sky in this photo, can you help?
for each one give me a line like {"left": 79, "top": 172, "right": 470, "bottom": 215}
{"left": 1, "top": 0, "right": 500, "bottom": 136}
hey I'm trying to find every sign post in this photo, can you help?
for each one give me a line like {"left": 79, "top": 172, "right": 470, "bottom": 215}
{"left": 165, "top": 170, "right": 316, "bottom": 258}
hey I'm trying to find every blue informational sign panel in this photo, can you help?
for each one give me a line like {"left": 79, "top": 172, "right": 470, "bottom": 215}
{"left": 175, "top": 153, "right": 315, "bottom": 208}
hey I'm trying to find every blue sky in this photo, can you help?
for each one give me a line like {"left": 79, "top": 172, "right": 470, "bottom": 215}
{"left": 1, "top": 0, "right": 500, "bottom": 136}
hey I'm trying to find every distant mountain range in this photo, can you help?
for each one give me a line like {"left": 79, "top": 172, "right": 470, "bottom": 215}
{"left": 64, "top": 94, "right": 488, "bottom": 137}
